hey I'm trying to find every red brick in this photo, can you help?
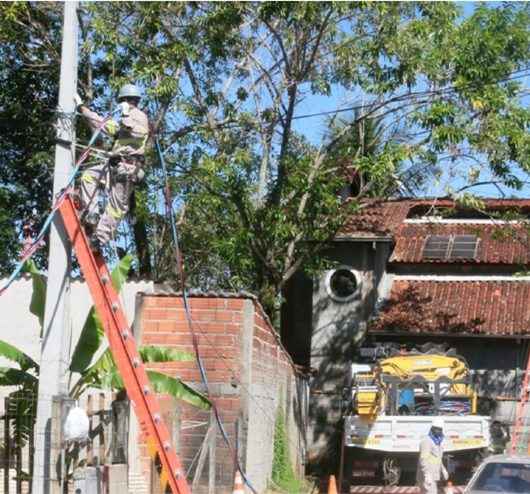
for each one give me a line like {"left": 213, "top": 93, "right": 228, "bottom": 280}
{"left": 227, "top": 299, "right": 245, "bottom": 309}
{"left": 216, "top": 310, "right": 236, "bottom": 322}
{"left": 225, "top": 324, "right": 241, "bottom": 335}
{"left": 164, "top": 334, "right": 194, "bottom": 345}
{"left": 141, "top": 333, "right": 168, "bottom": 345}
{"left": 199, "top": 322, "right": 227, "bottom": 334}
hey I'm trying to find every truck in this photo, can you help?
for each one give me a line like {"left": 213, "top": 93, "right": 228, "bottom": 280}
{"left": 341, "top": 347, "right": 491, "bottom": 489}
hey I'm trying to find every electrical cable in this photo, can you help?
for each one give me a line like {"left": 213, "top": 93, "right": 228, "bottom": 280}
{"left": 154, "top": 138, "right": 306, "bottom": 469}
{"left": 155, "top": 138, "right": 259, "bottom": 494}
{"left": 0, "top": 113, "right": 112, "bottom": 296}
{"left": 290, "top": 68, "right": 530, "bottom": 121}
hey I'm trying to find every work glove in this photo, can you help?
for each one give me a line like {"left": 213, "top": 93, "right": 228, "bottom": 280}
{"left": 74, "top": 93, "right": 83, "bottom": 108}
{"left": 118, "top": 101, "right": 130, "bottom": 116}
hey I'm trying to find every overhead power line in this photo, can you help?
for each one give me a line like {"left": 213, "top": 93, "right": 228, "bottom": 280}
{"left": 291, "top": 68, "right": 530, "bottom": 121}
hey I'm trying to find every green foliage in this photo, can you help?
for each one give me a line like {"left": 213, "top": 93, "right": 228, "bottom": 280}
{"left": 1, "top": 3, "right": 529, "bottom": 320}
{"left": 271, "top": 406, "right": 301, "bottom": 493}
{"left": 73, "top": 347, "right": 210, "bottom": 410}
{"left": 0, "top": 341, "right": 38, "bottom": 374}
{"left": 0, "top": 3, "right": 61, "bottom": 274}
{"left": 23, "top": 260, "right": 47, "bottom": 329}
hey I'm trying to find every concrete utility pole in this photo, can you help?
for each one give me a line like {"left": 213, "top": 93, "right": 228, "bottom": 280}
{"left": 32, "top": 3, "right": 78, "bottom": 493}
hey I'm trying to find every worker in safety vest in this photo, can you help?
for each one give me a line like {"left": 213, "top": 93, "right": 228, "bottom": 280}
{"left": 416, "top": 418, "right": 449, "bottom": 494}
{"left": 74, "top": 83, "right": 149, "bottom": 250}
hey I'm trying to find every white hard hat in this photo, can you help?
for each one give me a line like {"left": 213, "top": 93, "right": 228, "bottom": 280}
{"left": 118, "top": 83, "right": 141, "bottom": 100}
{"left": 431, "top": 417, "right": 444, "bottom": 429}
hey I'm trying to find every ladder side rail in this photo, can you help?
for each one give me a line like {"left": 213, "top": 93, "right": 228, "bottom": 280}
{"left": 58, "top": 195, "right": 191, "bottom": 494}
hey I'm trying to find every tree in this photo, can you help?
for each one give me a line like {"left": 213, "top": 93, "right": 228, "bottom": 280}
{"left": 0, "top": 3, "right": 529, "bottom": 320}
{"left": 0, "top": 3, "right": 62, "bottom": 273}
{"left": 85, "top": 2, "right": 529, "bottom": 318}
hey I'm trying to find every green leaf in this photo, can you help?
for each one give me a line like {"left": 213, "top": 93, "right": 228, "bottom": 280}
{"left": 75, "top": 348, "right": 211, "bottom": 410}
{"left": 23, "top": 260, "right": 46, "bottom": 329}
{"left": 146, "top": 371, "right": 211, "bottom": 410}
{"left": 69, "top": 255, "right": 133, "bottom": 374}
{"left": 111, "top": 254, "right": 133, "bottom": 291}
{"left": 138, "top": 346, "right": 195, "bottom": 363}
{"left": 0, "top": 367, "right": 38, "bottom": 387}
{"left": 0, "top": 341, "right": 38, "bottom": 372}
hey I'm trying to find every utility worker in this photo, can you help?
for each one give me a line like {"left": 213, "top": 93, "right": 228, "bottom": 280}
{"left": 416, "top": 418, "right": 449, "bottom": 494}
{"left": 74, "top": 83, "right": 149, "bottom": 250}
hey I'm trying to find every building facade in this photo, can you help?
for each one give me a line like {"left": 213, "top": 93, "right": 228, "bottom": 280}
{"left": 282, "top": 198, "right": 530, "bottom": 471}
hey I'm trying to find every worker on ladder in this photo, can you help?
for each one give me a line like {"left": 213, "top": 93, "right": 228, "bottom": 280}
{"left": 74, "top": 84, "right": 149, "bottom": 250}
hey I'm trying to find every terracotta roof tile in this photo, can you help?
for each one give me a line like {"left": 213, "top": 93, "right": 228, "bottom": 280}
{"left": 390, "top": 223, "right": 530, "bottom": 264}
{"left": 370, "top": 279, "right": 530, "bottom": 336}
{"left": 339, "top": 199, "right": 412, "bottom": 238}
{"left": 340, "top": 198, "right": 530, "bottom": 264}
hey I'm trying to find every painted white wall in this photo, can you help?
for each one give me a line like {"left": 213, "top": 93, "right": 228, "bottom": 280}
{"left": 0, "top": 276, "right": 154, "bottom": 364}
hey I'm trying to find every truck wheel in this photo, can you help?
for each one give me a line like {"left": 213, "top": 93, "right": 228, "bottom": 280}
{"left": 382, "top": 457, "right": 401, "bottom": 486}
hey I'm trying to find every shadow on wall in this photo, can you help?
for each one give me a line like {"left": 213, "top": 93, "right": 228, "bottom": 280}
{"left": 308, "top": 282, "right": 379, "bottom": 476}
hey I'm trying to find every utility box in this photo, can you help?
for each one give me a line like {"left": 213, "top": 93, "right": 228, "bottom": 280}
{"left": 72, "top": 465, "right": 128, "bottom": 494}
{"left": 73, "top": 467, "right": 102, "bottom": 494}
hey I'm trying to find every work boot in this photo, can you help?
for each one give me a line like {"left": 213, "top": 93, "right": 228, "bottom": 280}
{"left": 82, "top": 212, "right": 100, "bottom": 228}
{"left": 88, "top": 233, "right": 102, "bottom": 254}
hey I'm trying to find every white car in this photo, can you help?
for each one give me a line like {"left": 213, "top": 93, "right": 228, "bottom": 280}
{"left": 464, "top": 455, "right": 530, "bottom": 494}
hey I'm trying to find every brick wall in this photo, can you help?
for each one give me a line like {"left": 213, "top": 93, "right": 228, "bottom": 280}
{"left": 134, "top": 293, "right": 308, "bottom": 494}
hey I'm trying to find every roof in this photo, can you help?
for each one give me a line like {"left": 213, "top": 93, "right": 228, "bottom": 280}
{"left": 391, "top": 223, "right": 530, "bottom": 264}
{"left": 370, "top": 278, "right": 530, "bottom": 336}
{"left": 340, "top": 199, "right": 412, "bottom": 238}
{"left": 341, "top": 198, "right": 530, "bottom": 265}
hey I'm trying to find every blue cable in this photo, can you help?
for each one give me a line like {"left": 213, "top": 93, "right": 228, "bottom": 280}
{"left": 0, "top": 108, "right": 119, "bottom": 295}
{"left": 155, "top": 138, "right": 258, "bottom": 494}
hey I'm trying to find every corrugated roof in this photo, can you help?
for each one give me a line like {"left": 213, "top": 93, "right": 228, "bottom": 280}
{"left": 370, "top": 279, "right": 530, "bottom": 336}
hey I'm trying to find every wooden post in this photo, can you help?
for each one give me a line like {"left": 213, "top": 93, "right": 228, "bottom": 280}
{"left": 99, "top": 393, "right": 105, "bottom": 464}
{"left": 4, "top": 397, "right": 10, "bottom": 494}
{"left": 87, "top": 394, "right": 93, "bottom": 466}
{"left": 208, "top": 411, "right": 216, "bottom": 494}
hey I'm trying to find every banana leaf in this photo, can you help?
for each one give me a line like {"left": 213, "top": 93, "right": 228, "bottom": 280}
{"left": 146, "top": 371, "right": 211, "bottom": 410}
{"left": 69, "top": 255, "right": 133, "bottom": 373}
{"left": 74, "top": 348, "right": 210, "bottom": 410}
{"left": 6, "top": 389, "right": 37, "bottom": 448}
{"left": 0, "top": 367, "right": 38, "bottom": 387}
{"left": 0, "top": 341, "right": 38, "bottom": 373}
{"left": 138, "top": 346, "right": 195, "bottom": 363}
{"left": 23, "top": 260, "right": 46, "bottom": 330}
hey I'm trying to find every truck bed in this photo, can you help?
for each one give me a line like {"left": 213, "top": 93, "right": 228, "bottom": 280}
{"left": 345, "top": 414, "right": 490, "bottom": 453}
{"left": 349, "top": 486, "right": 465, "bottom": 493}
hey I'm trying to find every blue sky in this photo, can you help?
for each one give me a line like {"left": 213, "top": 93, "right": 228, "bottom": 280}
{"left": 287, "top": 2, "right": 529, "bottom": 199}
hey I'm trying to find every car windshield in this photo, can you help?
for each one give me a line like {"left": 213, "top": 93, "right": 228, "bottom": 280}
{"left": 471, "top": 462, "right": 530, "bottom": 493}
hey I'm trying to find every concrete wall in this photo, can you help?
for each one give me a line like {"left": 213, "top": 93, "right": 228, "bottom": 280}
{"left": 138, "top": 294, "right": 308, "bottom": 494}
{"left": 305, "top": 241, "right": 391, "bottom": 470}
{"left": 0, "top": 276, "right": 153, "bottom": 399}
{"left": 0, "top": 276, "right": 153, "bottom": 361}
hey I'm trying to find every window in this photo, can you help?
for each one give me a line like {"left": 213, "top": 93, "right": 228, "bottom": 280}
{"left": 423, "top": 236, "right": 451, "bottom": 259}
{"left": 422, "top": 235, "right": 478, "bottom": 260}
{"left": 326, "top": 267, "right": 360, "bottom": 302}
{"left": 450, "top": 235, "right": 479, "bottom": 259}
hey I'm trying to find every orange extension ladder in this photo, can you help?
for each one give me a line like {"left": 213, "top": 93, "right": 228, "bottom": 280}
{"left": 59, "top": 194, "right": 191, "bottom": 494}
